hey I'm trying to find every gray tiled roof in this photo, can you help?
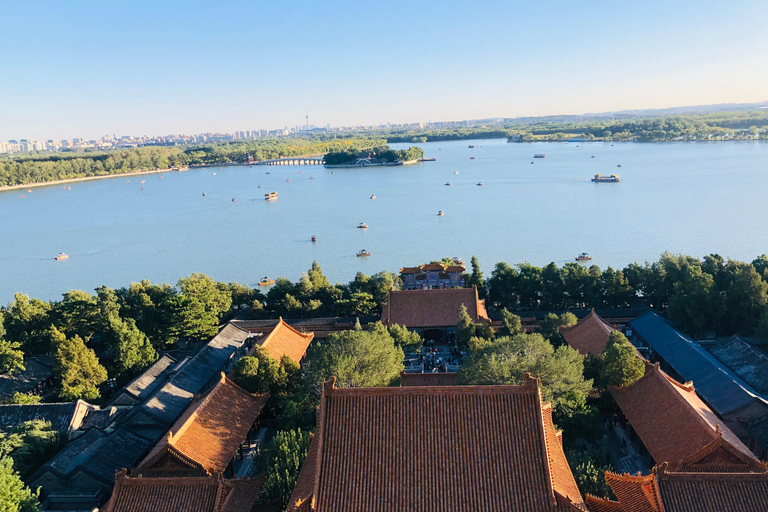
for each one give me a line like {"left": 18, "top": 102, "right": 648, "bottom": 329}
{"left": 124, "top": 323, "right": 250, "bottom": 427}
{"left": 0, "top": 401, "right": 93, "bottom": 433}
{"left": 117, "top": 354, "right": 178, "bottom": 402}
{"left": 631, "top": 311, "right": 768, "bottom": 417}
{"left": 704, "top": 336, "right": 768, "bottom": 395}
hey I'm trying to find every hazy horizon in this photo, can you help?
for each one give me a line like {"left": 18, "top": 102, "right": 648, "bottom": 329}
{"left": 2, "top": 0, "right": 766, "bottom": 141}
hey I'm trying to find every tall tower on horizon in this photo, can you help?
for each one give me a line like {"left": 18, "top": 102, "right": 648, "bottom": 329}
{"left": 305, "top": 109, "right": 309, "bottom": 131}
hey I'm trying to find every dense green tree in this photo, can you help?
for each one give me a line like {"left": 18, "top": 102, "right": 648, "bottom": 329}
{"left": 51, "top": 327, "right": 107, "bottom": 401}
{"left": 456, "top": 305, "right": 494, "bottom": 347}
{"left": 176, "top": 273, "right": 233, "bottom": 339}
{"left": 256, "top": 429, "right": 311, "bottom": 509}
{"left": 3, "top": 294, "right": 53, "bottom": 354}
{"left": 566, "top": 446, "right": 615, "bottom": 500}
{"left": 108, "top": 317, "right": 157, "bottom": 377}
{"left": 722, "top": 263, "right": 768, "bottom": 334}
{"left": 460, "top": 333, "right": 592, "bottom": 418}
{"left": 3, "top": 393, "right": 41, "bottom": 405}
{"left": 387, "top": 323, "right": 423, "bottom": 352}
{"left": 516, "top": 263, "right": 543, "bottom": 309}
{"left": 0, "top": 456, "right": 38, "bottom": 512}
{"left": 601, "top": 267, "right": 633, "bottom": 308}
{"left": 498, "top": 309, "right": 523, "bottom": 337}
{"left": 228, "top": 283, "right": 264, "bottom": 311}
{"left": 0, "top": 340, "right": 24, "bottom": 375}
{"left": 52, "top": 290, "right": 99, "bottom": 341}
{"left": 487, "top": 262, "right": 519, "bottom": 309}
{"left": 117, "top": 280, "right": 180, "bottom": 348}
{"left": 465, "top": 256, "right": 487, "bottom": 299}
{"left": 230, "top": 349, "right": 300, "bottom": 396}
{"left": 1, "top": 420, "right": 63, "bottom": 478}
{"left": 540, "top": 262, "right": 565, "bottom": 309}
{"left": 305, "top": 322, "right": 403, "bottom": 389}
{"left": 538, "top": 312, "right": 577, "bottom": 343}
{"left": 600, "top": 332, "right": 644, "bottom": 387}
{"left": 667, "top": 266, "right": 722, "bottom": 338}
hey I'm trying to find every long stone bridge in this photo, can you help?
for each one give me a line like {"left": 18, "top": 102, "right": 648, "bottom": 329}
{"left": 257, "top": 156, "right": 325, "bottom": 166}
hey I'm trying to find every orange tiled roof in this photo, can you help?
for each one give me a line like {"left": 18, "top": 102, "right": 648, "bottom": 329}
{"left": 610, "top": 362, "right": 756, "bottom": 468}
{"left": 381, "top": 287, "right": 489, "bottom": 328}
{"left": 103, "top": 470, "right": 265, "bottom": 512}
{"left": 559, "top": 309, "right": 617, "bottom": 356}
{"left": 445, "top": 265, "right": 466, "bottom": 272}
{"left": 595, "top": 465, "right": 768, "bottom": 512}
{"left": 286, "top": 374, "right": 585, "bottom": 512}
{"left": 584, "top": 495, "right": 627, "bottom": 512}
{"left": 399, "top": 267, "right": 422, "bottom": 274}
{"left": 654, "top": 465, "right": 768, "bottom": 512}
{"left": 257, "top": 318, "right": 314, "bottom": 364}
{"left": 400, "top": 372, "right": 459, "bottom": 387}
{"left": 135, "top": 375, "right": 268, "bottom": 476}
{"left": 420, "top": 263, "right": 446, "bottom": 271}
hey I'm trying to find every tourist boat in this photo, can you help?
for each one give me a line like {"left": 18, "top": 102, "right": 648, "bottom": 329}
{"left": 357, "top": 249, "right": 372, "bottom": 257}
{"left": 591, "top": 155, "right": 596, "bottom": 158}
{"left": 265, "top": 192, "right": 278, "bottom": 201}
{"left": 476, "top": 182, "right": 484, "bottom": 186}
{"left": 309, "top": 177, "right": 315, "bottom": 180}
{"left": 202, "top": 193, "right": 205, "bottom": 196}
{"left": 299, "top": 171, "right": 304, "bottom": 174}
{"left": 531, "top": 161, "right": 534, "bottom": 164}
{"left": 576, "top": 253, "right": 592, "bottom": 262}
{"left": 617, "top": 164, "right": 622, "bottom": 168}
{"left": 258, "top": 277, "right": 275, "bottom": 286}
{"left": 591, "top": 174, "right": 622, "bottom": 183}
{"left": 55, "top": 252, "right": 68, "bottom": 261}
{"left": 311, "top": 236, "right": 316, "bottom": 242}
{"left": 438, "top": 211, "right": 444, "bottom": 216}
{"left": 357, "top": 222, "right": 368, "bottom": 229}
{"left": 419, "top": 157, "right": 437, "bottom": 162}
{"left": 445, "top": 182, "right": 452, "bottom": 186}
{"left": 286, "top": 179, "right": 291, "bottom": 182}
{"left": 232, "top": 198, "right": 236, "bottom": 202}
{"left": 212, "top": 173, "right": 216, "bottom": 175}
{"left": 19, "top": 195, "right": 25, "bottom": 198}
{"left": 27, "top": 189, "right": 31, "bottom": 193}
{"left": 454, "top": 171, "right": 459, "bottom": 174}
{"left": 533, "top": 154, "right": 545, "bottom": 158}
{"left": 266, "top": 171, "right": 270, "bottom": 174}
{"left": 470, "top": 156, "right": 475, "bottom": 160}
{"left": 140, "top": 180, "right": 146, "bottom": 183}
{"left": 468, "top": 145, "right": 475, "bottom": 148}
{"left": 258, "top": 185, "right": 262, "bottom": 188}
{"left": 370, "top": 194, "right": 376, "bottom": 199}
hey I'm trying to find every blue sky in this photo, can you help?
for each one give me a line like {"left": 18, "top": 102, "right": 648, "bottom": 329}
{"left": 1, "top": 0, "right": 766, "bottom": 140}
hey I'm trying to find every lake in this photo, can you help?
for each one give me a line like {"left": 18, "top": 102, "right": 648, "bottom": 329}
{"left": 1, "top": 139, "right": 767, "bottom": 305}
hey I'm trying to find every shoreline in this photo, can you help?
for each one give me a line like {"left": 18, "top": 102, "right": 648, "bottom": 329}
{"left": 0, "top": 166, "right": 189, "bottom": 193}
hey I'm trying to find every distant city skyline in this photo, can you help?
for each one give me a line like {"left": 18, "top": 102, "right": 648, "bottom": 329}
{"left": 1, "top": 0, "right": 766, "bottom": 141}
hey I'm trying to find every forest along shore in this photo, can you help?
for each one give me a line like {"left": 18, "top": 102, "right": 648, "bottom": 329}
{"left": 0, "top": 166, "right": 187, "bottom": 193}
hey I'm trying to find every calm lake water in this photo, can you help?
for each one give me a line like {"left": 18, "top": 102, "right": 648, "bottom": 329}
{"left": 1, "top": 139, "right": 767, "bottom": 305}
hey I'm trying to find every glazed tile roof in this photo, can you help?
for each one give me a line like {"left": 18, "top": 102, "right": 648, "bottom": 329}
{"left": 559, "top": 309, "right": 617, "bottom": 356}
{"left": 256, "top": 318, "right": 314, "bottom": 363}
{"left": 399, "top": 267, "right": 422, "bottom": 274}
{"left": 381, "top": 287, "right": 489, "bottom": 328}
{"left": 630, "top": 311, "right": 768, "bottom": 418}
{"left": 656, "top": 469, "right": 768, "bottom": 512}
{"left": 609, "top": 362, "right": 755, "bottom": 467}
{"left": 135, "top": 375, "right": 268, "bottom": 476}
{"left": 592, "top": 467, "right": 768, "bottom": 512}
{"left": 287, "top": 375, "right": 585, "bottom": 512}
{"left": 103, "top": 470, "right": 266, "bottom": 512}
{"left": 400, "top": 372, "right": 459, "bottom": 386}
{"left": 420, "top": 263, "right": 446, "bottom": 271}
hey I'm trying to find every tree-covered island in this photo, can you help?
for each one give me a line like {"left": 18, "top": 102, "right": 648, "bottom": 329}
{"left": 323, "top": 146, "right": 424, "bottom": 166}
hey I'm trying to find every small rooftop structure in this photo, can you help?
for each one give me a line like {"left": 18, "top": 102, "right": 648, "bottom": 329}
{"left": 287, "top": 375, "right": 586, "bottom": 512}
{"left": 399, "top": 262, "right": 466, "bottom": 290}
{"left": 610, "top": 362, "right": 759, "bottom": 470}
{"left": 381, "top": 287, "right": 489, "bottom": 328}
{"left": 560, "top": 309, "right": 617, "bottom": 356}
{"left": 251, "top": 317, "right": 314, "bottom": 363}
{"left": 134, "top": 375, "right": 268, "bottom": 477}
{"left": 103, "top": 470, "right": 266, "bottom": 512}
{"left": 587, "top": 464, "right": 768, "bottom": 512}
{"left": 400, "top": 371, "right": 459, "bottom": 387}
{"left": 0, "top": 399, "right": 97, "bottom": 436}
